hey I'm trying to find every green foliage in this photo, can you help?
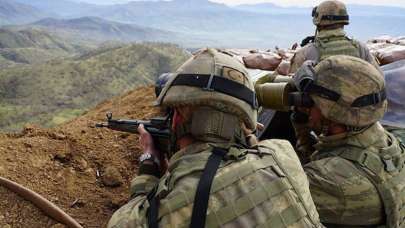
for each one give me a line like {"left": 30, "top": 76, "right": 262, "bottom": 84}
{"left": 0, "top": 42, "right": 189, "bottom": 132}
{"left": 51, "top": 109, "right": 84, "bottom": 126}
{"left": 0, "top": 28, "right": 94, "bottom": 67}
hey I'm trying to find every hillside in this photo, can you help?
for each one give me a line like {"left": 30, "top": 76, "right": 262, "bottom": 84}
{"left": 0, "top": 86, "right": 160, "bottom": 227}
{"left": 0, "top": 0, "right": 45, "bottom": 25}
{"left": 0, "top": 27, "right": 77, "bottom": 49}
{"left": 0, "top": 28, "right": 94, "bottom": 67}
{"left": 31, "top": 17, "right": 178, "bottom": 43}
{"left": 14, "top": 0, "right": 99, "bottom": 17}
{"left": 0, "top": 43, "right": 189, "bottom": 132}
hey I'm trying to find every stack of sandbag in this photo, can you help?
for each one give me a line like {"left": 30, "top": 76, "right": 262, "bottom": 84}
{"left": 367, "top": 36, "right": 405, "bottom": 65}
{"left": 243, "top": 51, "right": 282, "bottom": 71}
{"left": 381, "top": 59, "right": 405, "bottom": 127}
{"left": 242, "top": 48, "right": 295, "bottom": 75}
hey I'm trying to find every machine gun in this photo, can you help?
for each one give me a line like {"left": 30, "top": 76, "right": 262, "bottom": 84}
{"left": 95, "top": 112, "right": 172, "bottom": 154}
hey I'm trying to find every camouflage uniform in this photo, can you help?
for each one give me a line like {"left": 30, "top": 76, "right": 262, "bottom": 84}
{"left": 305, "top": 123, "right": 399, "bottom": 227}
{"left": 108, "top": 49, "right": 323, "bottom": 228}
{"left": 385, "top": 126, "right": 405, "bottom": 146}
{"left": 294, "top": 56, "right": 405, "bottom": 227}
{"left": 289, "top": 28, "right": 380, "bottom": 74}
{"left": 289, "top": 0, "right": 379, "bottom": 74}
{"left": 108, "top": 140, "right": 323, "bottom": 228}
{"left": 289, "top": 0, "right": 382, "bottom": 162}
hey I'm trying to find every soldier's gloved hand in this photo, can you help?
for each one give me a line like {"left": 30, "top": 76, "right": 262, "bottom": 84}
{"left": 138, "top": 124, "right": 169, "bottom": 176}
{"left": 290, "top": 110, "right": 316, "bottom": 164}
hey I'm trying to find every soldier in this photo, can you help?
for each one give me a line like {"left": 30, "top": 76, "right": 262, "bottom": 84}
{"left": 108, "top": 48, "right": 323, "bottom": 228}
{"left": 287, "top": 0, "right": 384, "bottom": 161}
{"left": 289, "top": 0, "right": 380, "bottom": 74}
{"left": 292, "top": 55, "right": 405, "bottom": 227}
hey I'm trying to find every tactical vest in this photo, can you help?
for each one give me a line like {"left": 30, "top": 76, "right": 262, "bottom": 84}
{"left": 147, "top": 143, "right": 321, "bottom": 228}
{"left": 385, "top": 126, "right": 405, "bottom": 146}
{"left": 325, "top": 133, "right": 405, "bottom": 228}
{"left": 315, "top": 35, "right": 361, "bottom": 62}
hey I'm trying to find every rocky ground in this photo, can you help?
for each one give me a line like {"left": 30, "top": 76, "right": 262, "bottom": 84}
{"left": 0, "top": 86, "right": 159, "bottom": 227}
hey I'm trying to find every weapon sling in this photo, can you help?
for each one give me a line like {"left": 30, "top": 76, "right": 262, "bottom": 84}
{"left": 147, "top": 147, "right": 227, "bottom": 228}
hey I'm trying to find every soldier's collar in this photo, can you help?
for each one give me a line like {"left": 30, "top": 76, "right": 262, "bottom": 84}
{"left": 316, "top": 28, "right": 346, "bottom": 38}
{"left": 315, "top": 122, "right": 387, "bottom": 150}
{"left": 169, "top": 142, "right": 210, "bottom": 165}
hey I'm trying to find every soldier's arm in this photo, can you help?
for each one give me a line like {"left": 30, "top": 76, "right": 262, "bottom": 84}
{"left": 289, "top": 50, "right": 307, "bottom": 74}
{"left": 289, "top": 44, "right": 319, "bottom": 74}
{"left": 304, "top": 157, "right": 384, "bottom": 226}
{"left": 107, "top": 175, "right": 159, "bottom": 228}
{"left": 358, "top": 42, "right": 382, "bottom": 72}
{"left": 108, "top": 124, "right": 162, "bottom": 228}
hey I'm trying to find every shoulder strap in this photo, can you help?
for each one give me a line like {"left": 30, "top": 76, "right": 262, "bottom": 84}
{"left": 148, "top": 147, "right": 228, "bottom": 228}
{"left": 147, "top": 187, "right": 159, "bottom": 228}
{"left": 190, "top": 147, "right": 227, "bottom": 228}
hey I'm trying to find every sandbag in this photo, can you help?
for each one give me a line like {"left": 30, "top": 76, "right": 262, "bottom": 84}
{"left": 243, "top": 53, "right": 282, "bottom": 71}
{"left": 276, "top": 49, "right": 295, "bottom": 60}
{"left": 368, "top": 35, "right": 396, "bottom": 44}
{"left": 276, "top": 60, "right": 291, "bottom": 76}
{"left": 394, "top": 37, "right": 405, "bottom": 45}
{"left": 381, "top": 60, "right": 405, "bottom": 127}
{"left": 377, "top": 45, "right": 405, "bottom": 65}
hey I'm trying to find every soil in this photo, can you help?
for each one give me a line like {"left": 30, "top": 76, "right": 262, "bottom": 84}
{"left": 0, "top": 86, "right": 160, "bottom": 228}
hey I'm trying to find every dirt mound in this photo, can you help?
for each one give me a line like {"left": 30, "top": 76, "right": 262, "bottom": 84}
{"left": 0, "top": 86, "right": 159, "bottom": 227}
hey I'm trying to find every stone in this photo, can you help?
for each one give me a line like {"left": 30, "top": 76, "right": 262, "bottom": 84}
{"left": 102, "top": 166, "right": 123, "bottom": 187}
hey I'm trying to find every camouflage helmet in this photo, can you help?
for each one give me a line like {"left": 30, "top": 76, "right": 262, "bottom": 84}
{"left": 310, "top": 55, "right": 387, "bottom": 127}
{"left": 312, "top": 0, "right": 349, "bottom": 26}
{"left": 156, "top": 48, "right": 258, "bottom": 130}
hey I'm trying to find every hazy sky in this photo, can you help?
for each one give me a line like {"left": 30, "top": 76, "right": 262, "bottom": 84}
{"left": 83, "top": 0, "right": 405, "bottom": 8}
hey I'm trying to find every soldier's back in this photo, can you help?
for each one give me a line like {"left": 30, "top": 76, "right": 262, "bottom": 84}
{"left": 156, "top": 140, "right": 322, "bottom": 228}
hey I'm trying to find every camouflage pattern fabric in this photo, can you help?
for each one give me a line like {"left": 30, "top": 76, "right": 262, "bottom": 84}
{"left": 289, "top": 28, "right": 380, "bottom": 74}
{"left": 312, "top": 0, "right": 349, "bottom": 26}
{"left": 385, "top": 125, "right": 405, "bottom": 146}
{"left": 315, "top": 32, "right": 360, "bottom": 62}
{"left": 311, "top": 55, "right": 387, "bottom": 127}
{"left": 290, "top": 52, "right": 383, "bottom": 160}
{"left": 305, "top": 122, "right": 405, "bottom": 227}
{"left": 108, "top": 141, "right": 324, "bottom": 228}
{"left": 157, "top": 48, "right": 257, "bottom": 130}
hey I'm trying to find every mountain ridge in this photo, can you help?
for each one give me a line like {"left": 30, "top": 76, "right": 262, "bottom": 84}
{"left": 0, "top": 42, "right": 189, "bottom": 131}
{"left": 7, "top": 0, "right": 405, "bottom": 48}
{"left": 0, "top": 0, "right": 46, "bottom": 25}
{"left": 30, "top": 16, "right": 177, "bottom": 43}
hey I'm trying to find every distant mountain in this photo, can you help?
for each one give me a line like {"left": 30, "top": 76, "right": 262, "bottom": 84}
{"left": 347, "top": 4, "right": 405, "bottom": 17}
{"left": 0, "top": 28, "right": 91, "bottom": 67}
{"left": 30, "top": 17, "right": 178, "bottom": 43}
{"left": 0, "top": 43, "right": 189, "bottom": 131}
{"left": 235, "top": 3, "right": 405, "bottom": 17}
{"left": 70, "top": 0, "right": 159, "bottom": 4}
{"left": 85, "top": 0, "right": 282, "bottom": 48}
{"left": 0, "top": 27, "right": 78, "bottom": 50}
{"left": 14, "top": 0, "right": 99, "bottom": 17}
{"left": 0, "top": 0, "right": 46, "bottom": 25}
{"left": 0, "top": 27, "right": 102, "bottom": 69}
{"left": 235, "top": 3, "right": 308, "bottom": 15}
{"left": 7, "top": 0, "right": 405, "bottom": 48}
